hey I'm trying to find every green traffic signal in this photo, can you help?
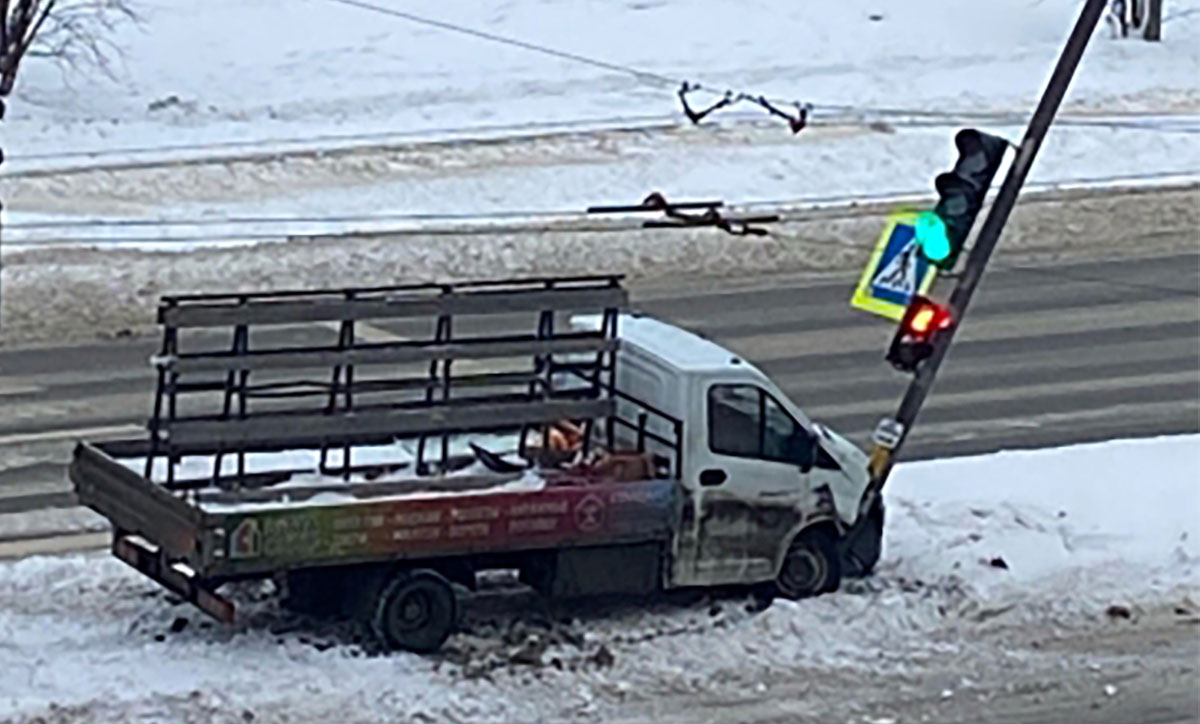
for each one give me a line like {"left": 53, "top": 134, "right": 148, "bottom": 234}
{"left": 913, "top": 129, "right": 1010, "bottom": 270}
{"left": 915, "top": 210, "right": 951, "bottom": 263}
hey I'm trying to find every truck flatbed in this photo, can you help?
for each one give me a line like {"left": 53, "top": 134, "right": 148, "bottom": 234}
{"left": 73, "top": 436, "right": 675, "bottom": 619}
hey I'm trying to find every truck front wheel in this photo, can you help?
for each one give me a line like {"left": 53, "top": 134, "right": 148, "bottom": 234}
{"left": 371, "top": 569, "right": 457, "bottom": 653}
{"left": 776, "top": 526, "right": 842, "bottom": 599}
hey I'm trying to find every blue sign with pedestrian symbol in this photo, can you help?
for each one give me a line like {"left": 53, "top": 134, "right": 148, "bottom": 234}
{"left": 851, "top": 212, "right": 939, "bottom": 321}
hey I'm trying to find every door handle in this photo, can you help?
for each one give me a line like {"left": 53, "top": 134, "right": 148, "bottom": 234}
{"left": 699, "top": 469, "right": 727, "bottom": 487}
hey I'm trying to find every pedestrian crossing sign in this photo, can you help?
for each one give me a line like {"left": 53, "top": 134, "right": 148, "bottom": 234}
{"left": 851, "top": 212, "right": 939, "bottom": 321}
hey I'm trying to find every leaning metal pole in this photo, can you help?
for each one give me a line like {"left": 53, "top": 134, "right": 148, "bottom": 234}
{"left": 863, "top": 0, "right": 1109, "bottom": 496}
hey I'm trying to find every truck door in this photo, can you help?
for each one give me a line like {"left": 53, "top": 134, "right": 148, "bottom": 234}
{"left": 687, "top": 383, "right": 820, "bottom": 585}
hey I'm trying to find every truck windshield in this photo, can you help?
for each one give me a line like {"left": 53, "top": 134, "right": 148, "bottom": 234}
{"left": 708, "top": 385, "right": 802, "bottom": 464}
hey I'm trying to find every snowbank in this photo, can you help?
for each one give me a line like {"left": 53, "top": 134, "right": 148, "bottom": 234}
{"left": 0, "top": 434, "right": 1196, "bottom": 723}
{"left": 885, "top": 435, "right": 1199, "bottom": 592}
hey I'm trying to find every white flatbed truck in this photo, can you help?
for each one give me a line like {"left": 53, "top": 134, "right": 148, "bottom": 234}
{"left": 71, "top": 275, "right": 883, "bottom": 652}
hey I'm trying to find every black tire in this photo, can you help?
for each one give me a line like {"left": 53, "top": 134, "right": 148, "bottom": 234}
{"left": 776, "top": 526, "right": 842, "bottom": 599}
{"left": 840, "top": 500, "right": 885, "bottom": 578}
{"left": 371, "top": 569, "right": 457, "bottom": 653}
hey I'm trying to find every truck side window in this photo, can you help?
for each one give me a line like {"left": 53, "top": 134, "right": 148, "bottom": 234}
{"left": 708, "top": 385, "right": 806, "bottom": 464}
{"left": 708, "top": 385, "right": 761, "bottom": 457}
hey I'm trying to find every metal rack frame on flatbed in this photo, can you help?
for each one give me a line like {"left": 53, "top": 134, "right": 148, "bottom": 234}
{"left": 144, "top": 274, "right": 630, "bottom": 489}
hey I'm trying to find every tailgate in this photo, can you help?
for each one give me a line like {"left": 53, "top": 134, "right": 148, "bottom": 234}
{"left": 71, "top": 441, "right": 237, "bottom": 622}
{"left": 69, "top": 441, "right": 210, "bottom": 568}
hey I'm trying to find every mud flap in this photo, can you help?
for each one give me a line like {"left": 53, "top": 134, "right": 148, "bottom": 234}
{"left": 114, "top": 534, "right": 235, "bottom": 623}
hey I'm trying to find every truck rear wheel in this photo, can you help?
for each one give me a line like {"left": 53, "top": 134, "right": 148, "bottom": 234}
{"left": 776, "top": 526, "right": 841, "bottom": 599}
{"left": 371, "top": 569, "right": 457, "bottom": 653}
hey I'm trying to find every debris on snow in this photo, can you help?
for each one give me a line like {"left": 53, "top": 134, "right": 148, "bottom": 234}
{"left": 589, "top": 645, "right": 615, "bottom": 669}
{"left": 508, "top": 635, "right": 548, "bottom": 666}
{"left": 1105, "top": 604, "right": 1132, "bottom": 620}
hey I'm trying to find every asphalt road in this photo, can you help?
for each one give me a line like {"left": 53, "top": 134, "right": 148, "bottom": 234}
{"left": 0, "top": 250, "right": 1197, "bottom": 519}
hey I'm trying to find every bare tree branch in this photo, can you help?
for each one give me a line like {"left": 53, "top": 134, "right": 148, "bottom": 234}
{"left": 4, "top": 0, "right": 136, "bottom": 88}
{"left": 3, "top": 0, "right": 50, "bottom": 91}
{"left": 1, "top": 0, "right": 11, "bottom": 51}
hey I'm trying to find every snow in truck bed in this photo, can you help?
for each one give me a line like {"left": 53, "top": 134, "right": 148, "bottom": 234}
{"left": 115, "top": 433, "right": 550, "bottom": 513}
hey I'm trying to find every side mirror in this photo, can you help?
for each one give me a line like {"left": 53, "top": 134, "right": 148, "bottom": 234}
{"left": 789, "top": 430, "right": 817, "bottom": 472}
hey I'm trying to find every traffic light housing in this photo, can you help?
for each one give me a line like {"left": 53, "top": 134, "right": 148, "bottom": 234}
{"left": 886, "top": 296, "right": 954, "bottom": 373}
{"left": 916, "top": 129, "right": 1009, "bottom": 270}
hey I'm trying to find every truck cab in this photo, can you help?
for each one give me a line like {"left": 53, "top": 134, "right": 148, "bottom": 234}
{"left": 588, "top": 314, "right": 873, "bottom": 594}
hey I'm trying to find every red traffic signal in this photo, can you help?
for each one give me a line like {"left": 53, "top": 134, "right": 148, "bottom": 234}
{"left": 886, "top": 296, "right": 955, "bottom": 373}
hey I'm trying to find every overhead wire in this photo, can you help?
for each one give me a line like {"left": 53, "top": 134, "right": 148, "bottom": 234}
{"left": 311, "top": 0, "right": 907, "bottom": 122}
{"left": 1, "top": 113, "right": 688, "bottom": 164}
{"left": 323, "top": 0, "right": 678, "bottom": 87}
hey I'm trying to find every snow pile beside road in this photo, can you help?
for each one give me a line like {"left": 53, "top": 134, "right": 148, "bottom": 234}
{"left": 0, "top": 435, "right": 1196, "bottom": 723}
{"left": 885, "top": 435, "right": 1199, "bottom": 599}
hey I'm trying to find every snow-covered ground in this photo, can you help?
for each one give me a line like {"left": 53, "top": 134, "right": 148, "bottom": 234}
{"left": 1, "top": 0, "right": 1199, "bottom": 247}
{"left": 8, "top": 0, "right": 1200, "bottom": 160}
{"left": 1, "top": 434, "right": 1196, "bottom": 723}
